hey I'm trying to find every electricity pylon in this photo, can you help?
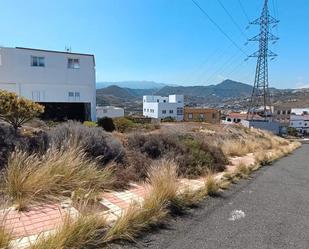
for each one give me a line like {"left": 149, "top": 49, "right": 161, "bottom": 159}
{"left": 247, "top": 0, "right": 279, "bottom": 120}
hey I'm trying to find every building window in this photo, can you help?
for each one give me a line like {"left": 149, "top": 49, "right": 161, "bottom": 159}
{"left": 162, "top": 110, "right": 167, "bottom": 114}
{"left": 287, "top": 110, "right": 291, "bottom": 114}
{"left": 282, "top": 110, "right": 286, "bottom": 115}
{"left": 144, "top": 108, "right": 146, "bottom": 112}
{"left": 177, "top": 107, "right": 183, "bottom": 115}
{"left": 147, "top": 109, "right": 149, "bottom": 112}
{"left": 277, "top": 110, "right": 281, "bottom": 115}
{"left": 68, "top": 92, "right": 74, "bottom": 97}
{"left": 68, "top": 58, "right": 80, "bottom": 69}
{"left": 163, "top": 100, "right": 166, "bottom": 103}
{"left": 103, "top": 109, "right": 107, "bottom": 113}
{"left": 31, "top": 56, "right": 45, "bottom": 67}
{"left": 188, "top": 113, "right": 193, "bottom": 119}
{"left": 75, "top": 92, "right": 80, "bottom": 100}
{"left": 199, "top": 113, "right": 204, "bottom": 118}
{"left": 212, "top": 113, "right": 216, "bottom": 119}
{"left": 169, "top": 110, "right": 174, "bottom": 114}
{"left": 157, "top": 99, "right": 159, "bottom": 103}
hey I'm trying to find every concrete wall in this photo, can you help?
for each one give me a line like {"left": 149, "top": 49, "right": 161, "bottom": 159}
{"left": 0, "top": 47, "right": 96, "bottom": 120}
{"left": 96, "top": 106, "right": 124, "bottom": 119}
{"left": 241, "top": 120, "right": 281, "bottom": 135}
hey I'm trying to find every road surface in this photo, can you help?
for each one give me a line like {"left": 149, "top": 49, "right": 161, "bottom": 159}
{"left": 121, "top": 143, "right": 309, "bottom": 249}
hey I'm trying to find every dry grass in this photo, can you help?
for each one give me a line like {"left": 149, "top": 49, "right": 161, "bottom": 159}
{"left": 234, "top": 162, "right": 251, "bottom": 178}
{"left": 204, "top": 173, "right": 220, "bottom": 196}
{"left": 2, "top": 145, "right": 114, "bottom": 210}
{"left": 30, "top": 215, "right": 107, "bottom": 249}
{"left": 0, "top": 227, "right": 11, "bottom": 249}
{"left": 103, "top": 159, "right": 178, "bottom": 243}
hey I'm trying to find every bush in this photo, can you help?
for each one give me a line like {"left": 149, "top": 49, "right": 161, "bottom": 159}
{"left": 0, "top": 90, "right": 44, "bottom": 130}
{"left": 3, "top": 145, "right": 115, "bottom": 210}
{"left": 161, "top": 116, "right": 175, "bottom": 122}
{"left": 127, "top": 133, "right": 227, "bottom": 179}
{"left": 0, "top": 123, "right": 49, "bottom": 169}
{"left": 83, "top": 121, "right": 97, "bottom": 127}
{"left": 113, "top": 117, "right": 135, "bottom": 133}
{"left": 97, "top": 117, "right": 115, "bottom": 132}
{"left": 48, "top": 121, "right": 125, "bottom": 165}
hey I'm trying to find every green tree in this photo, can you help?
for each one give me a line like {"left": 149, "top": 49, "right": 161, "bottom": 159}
{"left": 0, "top": 90, "right": 44, "bottom": 130}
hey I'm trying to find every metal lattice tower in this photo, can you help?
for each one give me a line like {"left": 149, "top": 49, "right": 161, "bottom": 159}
{"left": 247, "top": 0, "right": 279, "bottom": 120}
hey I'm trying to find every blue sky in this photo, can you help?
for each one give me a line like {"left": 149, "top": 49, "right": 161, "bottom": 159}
{"left": 0, "top": 0, "right": 308, "bottom": 89}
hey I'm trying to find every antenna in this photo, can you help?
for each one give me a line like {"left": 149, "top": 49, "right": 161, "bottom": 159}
{"left": 65, "top": 46, "right": 72, "bottom": 53}
{"left": 247, "top": 0, "right": 279, "bottom": 120}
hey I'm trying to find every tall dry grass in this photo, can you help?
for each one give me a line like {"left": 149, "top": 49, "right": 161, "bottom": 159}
{"left": 0, "top": 227, "right": 11, "bottom": 249}
{"left": 2, "top": 145, "right": 114, "bottom": 210}
{"left": 30, "top": 215, "right": 107, "bottom": 249}
{"left": 103, "top": 159, "right": 178, "bottom": 243}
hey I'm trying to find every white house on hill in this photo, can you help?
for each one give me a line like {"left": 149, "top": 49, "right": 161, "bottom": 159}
{"left": 143, "top": 95, "right": 184, "bottom": 121}
{"left": 0, "top": 47, "right": 96, "bottom": 121}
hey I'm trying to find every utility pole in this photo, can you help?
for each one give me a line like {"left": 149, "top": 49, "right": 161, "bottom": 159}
{"left": 247, "top": 0, "right": 279, "bottom": 120}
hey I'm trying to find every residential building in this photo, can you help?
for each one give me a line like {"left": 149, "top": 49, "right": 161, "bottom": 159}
{"left": 0, "top": 47, "right": 96, "bottom": 121}
{"left": 184, "top": 107, "right": 220, "bottom": 124}
{"left": 96, "top": 106, "right": 124, "bottom": 119}
{"left": 143, "top": 95, "right": 184, "bottom": 121}
{"left": 290, "top": 114, "right": 309, "bottom": 135}
{"left": 272, "top": 106, "right": 291, "bottom": 124}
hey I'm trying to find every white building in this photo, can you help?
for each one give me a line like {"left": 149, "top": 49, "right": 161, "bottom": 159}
{"left": 0, "top": 47, "right": 96, "bottom": 121}
{"left": 290, "top": 114, "right": 309, "bottom": 135}
{"left": 96, "top": 106, "right": 124, "bottom": 119}
{"left": 291, "top": 108, "right": 309, "bottom": 115}
{"left": 143, "top": 95, "right": 184, "bottom": 121}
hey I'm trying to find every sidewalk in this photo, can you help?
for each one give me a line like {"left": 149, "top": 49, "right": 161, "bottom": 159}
{"left": 1, "top": 154, "right": 255, "bottom": 249}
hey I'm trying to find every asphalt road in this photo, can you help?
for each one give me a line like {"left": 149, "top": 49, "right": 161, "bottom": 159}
{"left": 121, "top": 143, "right": 309, "bottom": 249}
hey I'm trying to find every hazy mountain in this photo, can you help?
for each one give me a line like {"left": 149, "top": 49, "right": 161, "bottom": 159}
{"left": 96, "top": 81, "right": 171, "bottom": 90}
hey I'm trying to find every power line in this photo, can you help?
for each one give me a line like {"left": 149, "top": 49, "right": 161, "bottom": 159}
{"left": 191, "top": 0, "right": 248, "bottom": 57}
{"left": 237, "top": 0, "right": 250, "bottom": 22}
{"left": 217, "top": 0, "right": 247, "bottom": 39}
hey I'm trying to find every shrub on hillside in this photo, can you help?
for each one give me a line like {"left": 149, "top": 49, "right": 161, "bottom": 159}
{"left": 127, "top": 133, "right": 227, "bottom": 178}
{"left": 113, "top": 117, "right": 135, "bottom": 133}
{"left": 97, "top": 117, "right": 115, "bottom": 132}
{"left": 48, "top": 121, "right": 125, "bottom": 165}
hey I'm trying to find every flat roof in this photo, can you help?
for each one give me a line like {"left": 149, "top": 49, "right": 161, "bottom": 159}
{"left": 15, "top": 47, "right": 94, "bottom": 57}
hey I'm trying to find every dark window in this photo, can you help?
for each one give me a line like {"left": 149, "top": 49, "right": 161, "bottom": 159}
{"left": 162, "top": 110, "right": 167, "bottom": 114}
{"left": 169, "top": 110, "right": 173, "bottom": 114}
{"left": 31, "top": 56, "right": 45, "bottom": 67}
{"left": 68, "top": 58, "right": 80, "bottom": 69}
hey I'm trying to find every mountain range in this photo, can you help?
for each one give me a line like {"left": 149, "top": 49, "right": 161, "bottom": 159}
{"left": 96, "top": 79, "right": 309, "bottom": 113}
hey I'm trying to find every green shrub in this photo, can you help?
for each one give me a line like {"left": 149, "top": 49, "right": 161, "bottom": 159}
{"left": 113, "top": 117, "right": 135, "bottom": 133}
{"left": 162, "top": 116, "right": 175, "bottom": 122}
{"left": 83, "top": 121, "right": 97, "bottom": 127}
{"left": 0, "top": 90, "right": 44, "bottom": 130}
{"left": 97, "top": 117, "right": 115, "bottom": 132}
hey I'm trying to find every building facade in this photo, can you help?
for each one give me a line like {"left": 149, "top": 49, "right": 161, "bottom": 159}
{"left": 290, "top": 114, "right": 309, "bottom": 135}
{"left": 96, "top": 106, "right": 124, "bottom": 119}
{"left": 0, "top": 47, "right": 96, "bottom": 121}
{"left": 143, "top": 95, "right": 184, "bottom": 121}
{"left": 272, "top": 106, "right": 291, "bottom": 124}
{"left": 221, "top": 112, "right": 263, "bottom": 125}
{"left": 184, "top": 107, "right": 220, "bottom": 123}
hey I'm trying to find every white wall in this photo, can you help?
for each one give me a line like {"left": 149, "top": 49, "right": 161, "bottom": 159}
{"left": 97, "top": 106, "right": 124, "bottom": 119}
{"left": 0, "top": 47, "right": 96, "bottom": 120}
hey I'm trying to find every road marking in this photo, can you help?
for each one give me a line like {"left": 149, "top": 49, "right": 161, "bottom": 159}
{"left": 228, "top": 210, "right": 246, "bottom": 221}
